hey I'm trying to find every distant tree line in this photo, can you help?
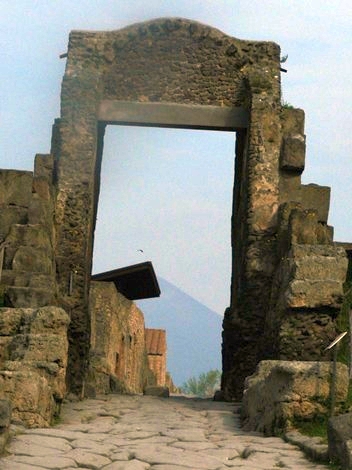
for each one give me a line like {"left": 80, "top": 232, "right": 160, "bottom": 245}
{"left": 180, "top": 369, "right": 221, "bottom": 398}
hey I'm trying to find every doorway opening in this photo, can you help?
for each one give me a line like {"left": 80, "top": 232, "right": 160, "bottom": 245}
{"left": 92, "top": 124, "right": 235, "bottom": 387}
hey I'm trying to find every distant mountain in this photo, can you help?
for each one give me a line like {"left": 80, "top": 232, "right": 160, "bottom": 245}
{"left": 137, "top": 277, "right": 223, "bottom": 387}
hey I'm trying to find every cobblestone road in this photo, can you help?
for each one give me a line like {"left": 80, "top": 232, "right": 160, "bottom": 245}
{"left": 1, "top": 394, "right": 330, "bottom": 469}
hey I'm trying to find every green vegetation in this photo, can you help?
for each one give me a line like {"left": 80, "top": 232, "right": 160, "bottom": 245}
{"left": 293, "top": 414, "right": 328, "bottom": 442}
{"left": 180, "top": 369, "right": 221, "bottom": 398}
{"left": 281, "top": 100, "right": 294, "bottom": 109}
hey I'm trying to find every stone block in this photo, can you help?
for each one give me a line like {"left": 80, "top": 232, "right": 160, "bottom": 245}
{"left": 278, "top": 312, "right": 336, "bottom": 361}
{"left": 299, "top": 184, "right": 330, "bottom": 223}
{"left": 0, "top": 170, "right": 33, "bottom": 207}
{"left": 5, "top": 286, "right": 55, "bottom": 308}
{"left": 34, "top": 154, "right": 54, "bottom": 180}
{"left": 0, "top": 369, "right": 54, "bottom": 427}
{"left": 143, "top": 386, "right": 170, "bottom": 397}
{"left": 32, "top": 177, "right": 51, "bottom": 201}
{"left": 279, "top": 173, "right": 301, "bottom": 205}
{"left": 328, "top": 413, "right": 352, "bottom": 470}
{"left": 0, "top": 399, "right": 11, "bottom": 429}
{"left": 281, "top": 134, "right": 306, "bottom": 173}
{"left": 3, "top": 224, "right": 53, "bottom": 271}
{"left": 28, "top": 196, "right": 54, "bottom": 228}
{"left": 289, "top": 209, "right": 321, "bottom": 245}
{"left": 0, "top": 207, "right": 28, "bottom": 240}
{"left": 281, "top": 108, "right": 305, "bottom": 135}
{"left": 242, "top": 360, "right": 349, "bottom": 436}
{"left": 280, "top": 244, "right": 347, "bottom": 309}
{"left": 12, "top": 246, "right": 53, "bottom": 274}
{"left": 0, "top": 399, "right": 11, "bottom": 455}
{"left": 5, "top": 224, "right": 52, "bottom": 251}
{"left": 1, "top": 270, "right": 56, "bottom": 290}
{"left": 0, "top": 306, "right": 69, "bottom": 427}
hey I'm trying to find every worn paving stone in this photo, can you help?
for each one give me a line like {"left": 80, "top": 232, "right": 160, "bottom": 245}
{"left": 102, "top": 459, "right": 151, "bottom": 469}
{"left": 169, "top": 440, "right": 218, "bottom": 451}
{"left": 65, "top": 448, "right": 111, "bottom": 468}
{"left": 109, "top": 449, "right": 134, "bottom": 461}
{"left": 7, "top": 441, "right": 65, "bottom": 457}
{"left": 9, "top": 454, "right": 78, "bottom": 468}
{"left": 1, "top": 394, "right": 331, "bottom": 470}
{"left": 133, "top": 446, "right": 225, "bottom": 469}
{"left": 9, "top": 433, "right": 72, "bottom": 452}
{"left": 151, "top": 467, "right": 196, "bottom": 470}
{"left": 70, "top": 438, "right": 117, "bottom": 455}
{"left": 0, "top": 459, "right": 43, "bottom": 470}
{"left": 27, "top": 427, "right": 91, "bottom": 441}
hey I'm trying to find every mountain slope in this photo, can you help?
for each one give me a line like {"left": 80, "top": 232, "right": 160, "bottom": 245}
{"left": 137, "top": 277, "right": 223, "bottom": 387}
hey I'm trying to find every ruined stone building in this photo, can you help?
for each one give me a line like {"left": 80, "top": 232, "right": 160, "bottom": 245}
{"left": 145, "top": 329, "right": 167, "bottom": 387}
{"left": 0, "top": 17, "right": 349, "bottom": 427}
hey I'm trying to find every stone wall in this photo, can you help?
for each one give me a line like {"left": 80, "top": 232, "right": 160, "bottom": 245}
{"left": 0, "top": 17, "right": 348, "bottom": 402}
{"left": 263, "top": 207, "right": 347, "bottom": 361}
{"left": 145, "top": 329, "right": 167, "bottom": 387}
{"left": 86, "top": 281, "right": 152, "bottom": 396}
{"left": 242, "top": 360, "right": 349, "bottom": 436}
{"left": 0, "top": 306, "right": 69, "bottom": 427}
{"left": 0, "top": 155, "right": 56, "bottom": 309}
{"left": 52, "top": 17, "right": 283, "bottom": 396}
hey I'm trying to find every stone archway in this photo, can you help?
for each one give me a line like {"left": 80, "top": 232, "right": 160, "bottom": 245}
{"left": 50, "top": 18, "right": 346, "bottom": 399}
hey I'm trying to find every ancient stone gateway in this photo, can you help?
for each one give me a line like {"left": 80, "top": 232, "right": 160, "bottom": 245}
{"left": 1, "top": 18, "right": 347, "bottom": 401}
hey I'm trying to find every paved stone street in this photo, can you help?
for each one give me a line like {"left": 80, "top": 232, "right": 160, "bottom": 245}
{"left": 1, "top": 394, "right": 329, "bottom": 469}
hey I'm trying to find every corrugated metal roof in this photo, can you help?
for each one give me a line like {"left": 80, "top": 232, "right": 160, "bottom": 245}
{"left": 145, "top": 328, "right": 166, "bottom": 356}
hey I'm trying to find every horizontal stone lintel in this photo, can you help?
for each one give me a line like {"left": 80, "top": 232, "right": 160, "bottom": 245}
{"left": 98, "top": 100, "right": 249, "bottom": 131}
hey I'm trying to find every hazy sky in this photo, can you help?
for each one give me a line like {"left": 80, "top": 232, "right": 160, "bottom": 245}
{"left": 1, "top": 1, "right": 351, "bottom": 315}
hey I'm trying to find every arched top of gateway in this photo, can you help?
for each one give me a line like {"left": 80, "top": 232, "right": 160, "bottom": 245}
{"left": 62, "top": 17, "right": 281, "bottom": 110}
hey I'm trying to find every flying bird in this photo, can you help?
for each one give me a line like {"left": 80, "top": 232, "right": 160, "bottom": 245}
{"left": 137, "top": 249, "right": 144, "bottom": 253}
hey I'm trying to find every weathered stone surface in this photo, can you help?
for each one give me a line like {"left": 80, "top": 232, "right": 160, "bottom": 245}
{"left": 143, "top": 386, "right": 170, "bottom": 398}
{"left": 0, "top": 170, "right": 33, "bottom": 208}
{"left": 281, "top": 133, "right": 306, "bottom": 173}
{"left": 86, "top": 281, "right": 150, "bottom": 396}
{"left": 145, "top": 329, "right": 167, "bottom": 387}
{"left": 328, "top": 413, "right": 352, "bottom": 470}
{"left": 0, "top": 207, "right": 28, "bottom": 240}
{"left": 277, "top": 311, "right": 336, "bottom": 361}
{"left": 0, "top": 306, "right": 70, "bottom": 427}
{"left": 0, "top": 399, "right": 11, "bottom": 455}
{"left": 285, "top": 430, "right": 329, "bottom": 463}
{"left": 0, "top": 369, "right": 55, "bottom": 427}
{"left": 5, "top": 286, "right": 55, "bottom": 308}
{"left": 0, "top": 17, "right": 348, "bottom": 405}
{"left": 1, "top": 394, "right": 332, "bottom": 469}
{"left": 12, "top": 246, "right": 52, "bottom": 274}
{"left": 9, "top": 455, "right": 78, "bottom": 468}
{"left": 280, "top": 244, "right": 347, "bottom": 309}
{"left": 0, "top": 399, "right": 11, "bottom": 429}
{"left": 65, "top": 447, "right": 111, "bottom": 468}
{"left": 242, "top": 360, "right": 349, "bottom": 436}
{"left": 299, "top": 184, "right": 330, "bottom": 223}
{"left": 5, "top": 224, "right": 52, "bottom": 256}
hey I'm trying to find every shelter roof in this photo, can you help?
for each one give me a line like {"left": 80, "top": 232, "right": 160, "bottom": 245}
{"left": 92, "top": 261, "right": 160, "bottom": 300}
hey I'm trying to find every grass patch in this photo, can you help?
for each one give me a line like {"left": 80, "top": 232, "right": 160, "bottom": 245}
{"left": 293, "top": 415, "right": 328, "bottom": 442}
